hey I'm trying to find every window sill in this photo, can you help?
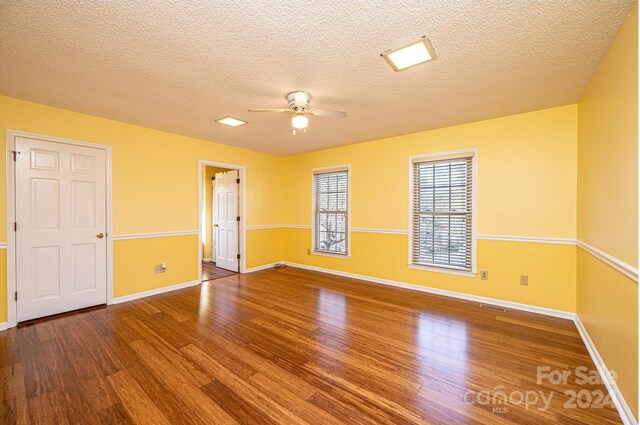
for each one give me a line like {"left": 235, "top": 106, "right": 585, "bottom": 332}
{"left": 408, "top": 263, "right": 477, "bottom": 278}
{"left": 311, "top": 250, "right": 351, "bottom": 259}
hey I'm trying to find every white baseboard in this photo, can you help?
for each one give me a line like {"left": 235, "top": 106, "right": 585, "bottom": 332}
{"left": 245, "top": 262, "right": 280, "bottom": 273}
{"left": 282, "top": 261, "right": 576, "bottom": 319}
{"left": 202, "top": 258, "right": 213, "bottom": 263}
{"left": 574, "top": 315, "right": 637, "bottom": 425}
{"left": 112, "top": 280, "right": 200, "bottom": 304}
{"left": 0, "top": 322, "right": 6, "bottom": 331}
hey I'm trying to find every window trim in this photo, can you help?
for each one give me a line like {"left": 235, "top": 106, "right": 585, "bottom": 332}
{"left": 311, "top": 164, "right": 351, "bottom": 258}
{"left": 309, "top": 164, "right": 351, "bottom": 255}
{"left": 408, "top": 148, "right": 477, "bottom": 277}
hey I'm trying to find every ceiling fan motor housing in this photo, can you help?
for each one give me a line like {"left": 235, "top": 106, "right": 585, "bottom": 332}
{"left": 287, "top": 91, "right": 310, "bottom": 110}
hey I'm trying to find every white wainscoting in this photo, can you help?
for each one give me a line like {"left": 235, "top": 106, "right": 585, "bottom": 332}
{"left": 260, "top": 225, "right": 636, "bottom": 282}
{"left": 478, "top": 234, "right": 576, "bottom": 245}
{"left": 577, "top": 240, "right": 638, "bottom": 282}
{"left": 246, "top": 224, "right": 285, "bottom": 230}
{"left": 111, "top": 230, "right": 199, "bottom": 240}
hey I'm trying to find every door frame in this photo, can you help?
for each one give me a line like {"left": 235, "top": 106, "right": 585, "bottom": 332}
{"left": 197, "top": 160, "right": 246, "bottom": 280}
{"left": 5, "top": 130, "right": 113, "bottom": 328}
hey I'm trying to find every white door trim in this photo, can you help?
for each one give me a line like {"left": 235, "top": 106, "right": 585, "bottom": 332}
{"left": 5, "top": 130, "right": 113, "bottom": 328}
{"left": 198, "top": 160, "right": 246, "bottom": 281}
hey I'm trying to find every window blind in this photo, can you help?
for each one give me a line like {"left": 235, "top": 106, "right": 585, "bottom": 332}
{"left": 411, "top": 156, "right": 473, "bottom": 271}
{"left": 313, "top": 170, "right": 348, "bottom": 255}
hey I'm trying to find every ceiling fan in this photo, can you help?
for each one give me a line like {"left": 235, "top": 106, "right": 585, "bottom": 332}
{"left": 249, "top": 91, "right": 347, "bottom": 135}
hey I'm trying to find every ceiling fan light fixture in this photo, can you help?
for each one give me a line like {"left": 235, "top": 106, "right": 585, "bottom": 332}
{"left": 291, "top": 113, "right": 309, "bottom": 129}
{"left": 248, "top": 91, "right": 345, "bottom": 135}
{"left": 216, "top": 116, "right": 247, "bottom": 127}
{"left": 381, "top": 37, "right": 436, "bottom": 71}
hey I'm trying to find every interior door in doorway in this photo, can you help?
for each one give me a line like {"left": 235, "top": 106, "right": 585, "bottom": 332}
{"left": 15, "top": 136, "right": 107, "bottom": 322}
{"left": 214, "top": 170, "right": 239, "bottom": 272}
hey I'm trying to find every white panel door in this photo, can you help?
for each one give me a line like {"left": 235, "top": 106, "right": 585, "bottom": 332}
{"left": 15, "top": 136, "right": 107, "bottom": 322}
{"left": 214, "top": 170, "right": 239, "bottom": 272}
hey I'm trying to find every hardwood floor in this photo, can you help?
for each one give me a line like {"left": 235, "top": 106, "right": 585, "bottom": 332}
{"left": 0, "top": 267, "right": 622, "bottom": 424}
{"left": 202, "top": 261, "right": 237, "bottom": 281}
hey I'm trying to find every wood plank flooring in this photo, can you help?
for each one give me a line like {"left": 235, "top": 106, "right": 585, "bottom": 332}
{"left": 0, "top": 267, "right": 622, "bottom": 424}
{"left": 202, "top": 261, "right": 237, "bottom": 281}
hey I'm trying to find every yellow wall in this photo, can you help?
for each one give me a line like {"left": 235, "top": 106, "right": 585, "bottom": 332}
{"left": 0, "top": 97, "right": 581, "bottom": 319}
{"left": 285, "top": 231, "right": 576, "bottom": 310}
{"left": 577, "top": 251, "right": 637, "bottom": 416}
{"left": 284, "top": 105, "right": 577, "bottom": 238}
{"left": 114, "top": 235, "right": 198, "bottom": 298}
{"left": 577, "top": 5, "right": 638, "bottom": 419}
{"left": 283, "top": 105, "right": 578, "bottom": 312}
{"left": 247, "top": 228, "right": 284, "bottom": 269}
{"left": 202, "top": 165, "right": 230, "bottom": 261}
{"left": 578, "top": 6, "right": 638, "bottom": 266}
{"left": 0, "top": 95, "right": 285, "bottom": 321}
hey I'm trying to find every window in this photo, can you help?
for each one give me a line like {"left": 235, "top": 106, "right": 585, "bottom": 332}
{"left": 313, "top": 166, "right": 349, "bottom": 256}
{"left": 410, "top": 150, "right": 476, "bottom": 274}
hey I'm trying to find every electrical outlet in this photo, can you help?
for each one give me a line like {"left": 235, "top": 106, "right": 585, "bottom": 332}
{"left": 480, "top": 270, "right": 489, "bottom": 280}
{"left": 307, "top": 248, "right": 311, "bottom": 255}
{"left": 520, "top": 275, "right": 528, "bottom": 286}
{"left": 155, "top": 262, "right": 167, "bottom": 273}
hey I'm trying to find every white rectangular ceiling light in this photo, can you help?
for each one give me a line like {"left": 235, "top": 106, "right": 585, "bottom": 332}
{"left": 216, "top": 116, "right": 247, "bottom": 127}
{"left": 381, "top": 37, "right": 436, "bottom": 72}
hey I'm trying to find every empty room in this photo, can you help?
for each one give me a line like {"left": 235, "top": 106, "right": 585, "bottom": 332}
{"left": 0, "top": 1, "right": 638, "bottom": 424}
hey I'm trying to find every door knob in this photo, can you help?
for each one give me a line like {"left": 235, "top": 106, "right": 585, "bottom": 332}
{"left": 214, "top": 224, "right": 219, "bottom": 227}
{"left": 97, "top": 233, "right": 104, "bottom": 239}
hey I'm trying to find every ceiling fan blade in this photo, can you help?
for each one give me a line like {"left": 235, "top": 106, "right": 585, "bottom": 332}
{"left": 309, "top": 109, "right": 347, "bottom": 118}
{"left": 248, "top": 108, "right": 290, "bottom": 113}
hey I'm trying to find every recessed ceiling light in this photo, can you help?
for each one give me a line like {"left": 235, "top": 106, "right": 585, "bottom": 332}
{"left": 381, "top": 37, "right": 436, "bottom": 72}
{"left": 216, "top": 116, "right": 247, "bottom": 127}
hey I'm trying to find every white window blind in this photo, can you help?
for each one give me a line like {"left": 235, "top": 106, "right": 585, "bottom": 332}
{"left": 313, "top": 169, "right": 348, "bottom": 255}
{"left": 411, "top": 155, "right": 474, "bottom": 271}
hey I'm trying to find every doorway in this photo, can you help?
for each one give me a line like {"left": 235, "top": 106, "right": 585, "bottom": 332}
{"left": 6, "top": 130, "right": 113, "bottom": 327}
{"left": 198, "top": 161, "right": 245, "bottom": 282}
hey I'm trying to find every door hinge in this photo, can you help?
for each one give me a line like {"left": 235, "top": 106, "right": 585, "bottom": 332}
{"left": 236, "top": 254, "right": 241, "bottom": 260}
{"left": 236, "top": 216, "right": 240, "bottom": 222}
{"left": 236, "top": 178, "right": 240, "bottom": 184}
{"left": 11, "top": 151, "right": 20, "bottom": 161}
{"left": 14, "top": 291, "right": 17, "bottom": 301}
{"left": 13, "top": 222, "right": 17, "bottom": 231}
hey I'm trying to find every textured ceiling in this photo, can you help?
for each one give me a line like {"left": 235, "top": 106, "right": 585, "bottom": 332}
{"left": 0, "top": 1, "right": 634, "bottom": 155}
